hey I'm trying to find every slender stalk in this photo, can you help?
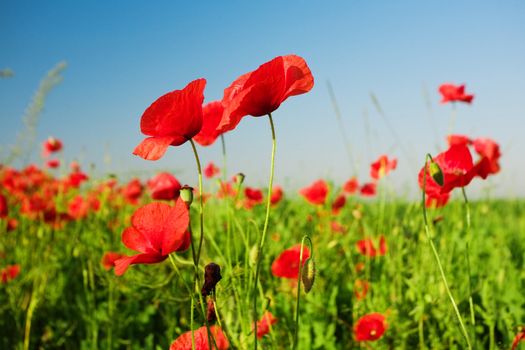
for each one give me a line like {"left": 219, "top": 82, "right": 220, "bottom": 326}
{"left": 422, "top": 155, "right": 472, "bottom": 349}
{"left": 220, "top": 134, "right": 227, "bottom": 183}
{"left": 293, "top": 236, "right": 313, "bottom": 350}
{"left": 190, "top": 139, "right": 205, "bottom": 265}
{"left": 462, "top": 187, "right": 476, "bottom": 340}
{"left": 252, "top": 113, "right": 276, "bottom": 349}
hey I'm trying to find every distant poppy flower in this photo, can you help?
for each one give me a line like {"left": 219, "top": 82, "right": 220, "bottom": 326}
{"left": 244, "top": 187, "right": 264, "bottom": 209}
{"left": 114, "top": 199, "right": 190, "bottom": 276}
{"left": 194, "top": 101, "right": 225, "bottom": 146}
{"left": 343, "top": 177, "right": 359, "bottom": 194}
{"left": 331, "top": 194, "right": 346, "bottom": 214}
{"left": 170, "top": 325, "right": 229, "bottom": 350}
{"left": 300, "top": 179, "right": 328, "bottom": 205}
{"left": 330, "top": 221, "right": 346, "bottom": 234}
{"left": 354, "top": 313, "right": 387, "bottom": 341}
{"left": 218, "top": 55, "right": 314, "bottom": 132}
{"left": 68, "top": 195, "right": 100, "bottom": 220}
{"left": 1, "top": 264, "right": 20, "bottom": 284}
{"left": 447, "top": 134, "right": 472, "bottom": 147}
{"left": 133, "top": 79, "right": 206, "bottom": 161}
{"left": 122, "top": 178, "right": 144, "bottom": 204}
{"left": 270, "top": 186, "right": 284, "bottom": 205}
{"left": 472, "top": 137, "right": 501, "bottom": 179}
{"left": 511, "top": 327, "right": 525, "bottom": 350}
{"left": 147, "top": 172, "right": 181, "bottom": 200}
{"left": 46, "top": 159, "right": 60, "bottom": 168}
{"left": 271, "top": 244, "right": 310, "bottom": 279}
{"left": 42, "top": 137, "right": 63, "bottom": 157}
{"left": 370, "top": 155, "right": 397, "bottom": 180}
{"left": 354, "top": 279, "right": 370, "bottom": 300}
{"left": 65, "top": 170, "right": 89, "bottom": 189}
{"left": 101, "top": 252, "right": 125, "bottom": 271}
{"left": 204, "top": 162, "right": 220, "bottom": 179}
{"left": 254, "top": 311, "right": 278, "bottom": 339}
{"left": 217, "top": 181, "right": 236, "bottom": 199}
{"left": 360, "top": 183, "right": 376, "bottom": 197}
{"left": 0, "top": 194, "right": 7, "bottom": 218}
{"left": 438, "top": 83, "right": 474, "bottom": 104}
{"left": 357, "top": 236, "right": 387, "bottom": 257}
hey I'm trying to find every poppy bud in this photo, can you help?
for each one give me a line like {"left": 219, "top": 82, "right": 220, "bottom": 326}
{"left": 301, "top": 258, "right": 316, "bottom": 293}
{"left": 428, "top": 160, "right": 444, "bottom": 186}
{"left": 201, "top": 262, "right": 222, "bottom": 297}
{"left": 249, "top": 245, "right": 259, "bottom": 267}
{"left": 180, "top": 185, "right": 194, "bottom": 205}
{"left": 235, "top": 172, "right": 245, "bottom": 185}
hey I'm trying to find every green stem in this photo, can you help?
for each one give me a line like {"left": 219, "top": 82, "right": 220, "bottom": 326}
{"left": 422, "top": 154, "right": 472, "bottom": 350}
{"left": 190, "top": 139, "right": 205, "bottom": 266}
{"left": 253, "top": 113, "right": 276, "bottom": 349}
{"left": 461, "top": 188, "right": 476, "bottom": 339}
{"left": 220, "top": 134, "right": 227, "bottom": 183}
{"left": 293, "top": 236, "right": 313, "bottom": 350}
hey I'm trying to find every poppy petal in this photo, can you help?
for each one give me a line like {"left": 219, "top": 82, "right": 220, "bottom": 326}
{"left": 114, "top": 253, "right": 167, "bottom": 276}
{"left": 133, "top": 136, "right": 176, "bottom": 161}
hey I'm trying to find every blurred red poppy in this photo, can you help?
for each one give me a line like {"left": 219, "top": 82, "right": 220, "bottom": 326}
{"left": 511, "top": 327, "right": 525, "bottom": 350}
{"left": 244, "top": 187, "right": 264, "bottom": 209}
{"left": 133, "top": 79, "right": 206, "bottom": 160}
{"left": 42, "top": 137, "right": 63, "bottom": 157}
{"left": 204, "top": 162, "right": 220, "bottom": 179}
{"left": 68, "top": 195, "right": 100, "bottom": 220}
{"left": 147, "top": 172, "right": 181, "bottom": 200}
{"left": 354, "top": 313, "right": 387, "bottom": 341}
{"left": 357, "top": 236, "right": 387, "bottom": 257}
{"left": 331, "top": 194, "right": 346, "bottom": 214}
{"left": 300, "top": 179, "right": 328, "bottom": 205}
{"left": 114, "top": 199, "right": 190, "bottom": 276}
{"left": 122, "top": 178, "right": 144, "bottom": 204}
{"left": 194, "top": 101, "right": 225, "bottom": 146}
{"left": 370, "top": 155, "right": 397, "bottom": 180}
{"left": 0, "top": 193, "right": 7, "bottom": 218}
{"left": 255, "top": 311, "right": 278, "bottom": 339}
{"left": 472, "top": 137, "right": 501, "bottom": 179}
{"left": 354, "top": 279, "right": 370, "bottom": 300}
{"left": 46, "top": 159, "right": 60, "bottom": 169}
{"left": 170, "top": 325, "right": 229, "bottom": 350}
{"left": 343, "top": 177, "right": 359, "bottom": 194}
{"left": 101, "top": 252, "right": 125, "bottom": 271}
{"left": 218, "top": 55, "right": 314, "bottom": 132}
{"left": 270, "top": 186, "right": 284, "bottom": 205}
{"left": 438, "top": 83, "right": 474, "bottom": 104}
{"left": 271, "top": 244, "right": 310, "bottom": 279}
{"left": 447, "top": 134, "right": 472, "bottom": 147}
{"left": 360, "top": 183, "right": 376, "bottom": 197}
{"left": 1, "top": 264, "right": 20, "bottom": 284}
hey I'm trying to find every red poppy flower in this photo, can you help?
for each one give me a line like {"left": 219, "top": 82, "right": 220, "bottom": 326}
{"left": 133, "top": 78, "right": 206, "bottom": 161}
{"left": 447, "top": 134, "right": 472, "bottom": 147}
{"left": 359, "top": 183, "right": 376, "bottom": 197}
{"left": 217, "top": 181, "right": 236, "bottom": 199}
{"left": 147, "top": 172, "right": 181, "bottom": 200}
{"left": 244, "top": 187, "right": 264, "bottom": 209}
{"left": 122, "top": 178, "right": 144, "bottom": 204}
{"left": 343, "top": 177, "right": 359, "bottom": 194}
{"left": 114, "top": 199, "right": 190, "bottom": 276}
{"left": 472, "top": 137, "right": 501, "bottom": 179}
{"left": 418, "top": 144, "right": 476, "bottom": 196}
{"left": 357, "top": 236, "right": 387, "bottom": 257}
{"left": 204, "top": 162, "right": 220, "bottom": 179}
{"left": 1, "top": 264, "right": 20, "bottom": 284}
{"left": 101, "top": 252, "right": 125, "bottom": 271}
{"left": 370, "top": 155, "right": 397, "bottom": 180}
{"left": 300, "top": 179, "right": 328, "bottom": 205}
{"left": 68, "top": 195, "right": 100, "bottom": 220}
{"left": 331, "top": 194, "right": 346, "bottom": 214}
{"left": 270, "top": 186, "right": 284, "bottom": 205}
{"left": 271, "top": 244, "right": 310, "bottom": 279}
{"left": 169, "top": 325, "right": 229, "bottom": 350}
{"left": 6, "top": 218, "right": 18, "bottom": 232}
{"left": 438, "top": 83, "right": 474, "bottom": 104}
{"left": 42, "top": 137, "right": 63, "bottom": 157}
{"left": 0, "top": 193, "right": 7, "bottom": 218}
{"left": 46, "top": 159, "right": 60, "bottom": 168}
{"left": 354, "top": 313, "right": 387, "bottom": 341}
{"left": 65, "top": 170, "right": 89, "bottom": 189}
{"left": 354, "top": 279, "right": 370, "bottom": 300}
{"left": 218, "top": 55, "right": 314, "bottom": 132}
{"left": 254, "top": 311, "right": 278, "bottom": 339}
{"left": 511, "top": 327, "right": 525, "bottom": 350}
{"left": 194, "top": 101, "right": 225, "bottom": 146}
{"left": 330, "top": 221, "right": 346, "bottom": 234}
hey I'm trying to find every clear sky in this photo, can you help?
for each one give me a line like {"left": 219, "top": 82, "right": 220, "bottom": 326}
{"left": 1, "top": 1, "right": 524, "bottom": 198}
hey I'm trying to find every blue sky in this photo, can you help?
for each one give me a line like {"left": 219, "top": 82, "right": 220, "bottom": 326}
{"left": 1, "top": 1, "right": 524, "bottom": 197}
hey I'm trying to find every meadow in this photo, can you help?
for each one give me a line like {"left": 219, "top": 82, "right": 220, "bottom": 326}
{"left": 1, "top": 55, "right": 524, "bottom": 350}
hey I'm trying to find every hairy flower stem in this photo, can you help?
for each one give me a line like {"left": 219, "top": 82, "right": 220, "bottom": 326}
{"left": 190, "top": 139, "right": 205, "bottom": 266}
{"left": 462, "top": 188, "right": 476, "bottom": 341}
{"left": 422, "top": 154, "right": 472, "bottom": 350}
{"left": 220, "top": 134, "right": 227, "bottom": 183}
{"left": 293, "top": 236, "right": 313, "bottom": 350}
{"left": 253, "top": 113, "right": 276, "bottom": 349}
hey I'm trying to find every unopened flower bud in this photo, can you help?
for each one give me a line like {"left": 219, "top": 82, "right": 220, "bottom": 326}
{"left": 301, "top": 258, "right": 316, "bottom": 293}
{"left": 180, "top": 185, "right": 194, "bottom": 205}
{"left": 428, "top": 161, "right": 444, "bottom": 186}
{"left": 201, "top": 262, "right": 222, "bottom": 297}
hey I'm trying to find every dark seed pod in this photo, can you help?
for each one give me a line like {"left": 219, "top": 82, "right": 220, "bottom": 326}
{"left": 301, "top": 258, "right": 316, "bottom": 293}
{"left": 201, "top": 262, "right": 222, "bottom": 297}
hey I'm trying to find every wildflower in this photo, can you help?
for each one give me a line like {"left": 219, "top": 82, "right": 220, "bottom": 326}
{"left": 244, "top": 187, "right": 264, "bottom": 208}
{"left": 511, "top": 327, "right": 525, "bottom": 350}
{"left": 133, "top": 79, "right": 206, "bottom": 160}
{"left": 170, "top": 325, "right": 229, "bottom": 350}
{"left": 357, "top": 236, "right": 387, "bottom": 257}
{"left": 360, "top": 183, "right": 376, "bottom": 197}
{"left": 42, "top": 137, "right": 63, "bottom": 157}
{"left": 101, "top": 252, "right": 125, "bottom": 271}
{"left": 121, "top": 178, "right": 144, "bottom": 204}
{"left": 254, "top": 311, "right": 277, "bottom": 339}
{"left": 354, "top": 279, "right": 370, "bottom": 300}
{"left": 438, "top": 83, "right": 474, "bottom": 104}
{"left": 147, "top": 172, "right": 181, "bottom": 200}
{"left": 46, "top": 159, "right": 60, "bottom": 168}
{"left": 271, "top": 244, "right": 310, "bottom": 279}
{"left": 270, "top": 186, "right": 284, "bottom": 205}
{"left": 354, "top": 313, "right": 387, "bottom": 341}
{"left": 300, "top": 179, "right": 328, "bottom": 205}
{"left": 1, "top": 264, "right": 20, "bottom": 284}
{"left": 331, "top": 194, "right": 346, "bottom": 214}
{"left": 343, "top": 177, "right": 359, "bottom": 194}
{"left": 218, "top": 55, "right": 314, "bottom": 132}
{"left": 204, "top": 162, "right": 220, "bottom": 179}
{"left": 370, "top": 155, "right": 397, "bottom": 180}
{"left": 194, "top": 101, "right": 225, "bottom": 146}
